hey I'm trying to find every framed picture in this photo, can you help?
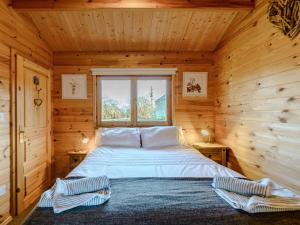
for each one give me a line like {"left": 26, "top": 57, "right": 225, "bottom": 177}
{"left": 62, "top": 74, "right": 87, "bottom": 99}
{"left": 182, "top": 72, "right": 208, "bottom": 97}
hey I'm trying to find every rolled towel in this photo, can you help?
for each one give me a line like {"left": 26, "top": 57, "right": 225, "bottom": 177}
{"left": 214, "top": 188, "right": 300, "bottom": 213}
{"left": 56, "top": 176, "right": 110, "bottom": 196}
{"left": 212, "top": 177, "right": 271, "bottom": 197}
{"left": 39, "top": 177, "right": 111, "bottom": 213}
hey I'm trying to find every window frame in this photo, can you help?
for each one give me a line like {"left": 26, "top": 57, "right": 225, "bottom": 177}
{"left": 97, "top": 75, "right": 172, "bottom": 127}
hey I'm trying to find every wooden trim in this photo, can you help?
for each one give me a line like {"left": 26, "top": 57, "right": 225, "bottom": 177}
{"left": 23, "top": 59, "right": 51, "bottom": 76}
{"left": 93, "top": 75, "right": 97, "bottom": 129}
{"left": 16, "top": 54, "right": 25, "bottom": 214}
{"left": 54, "top": 52, "right": 214, "bottom": 66}
{"left": 171, "top": 75, "right": 176, "bottom": 125}
{"left": 131, "top": 77, "right": 137, "bottom": 127}
{"left": 91, "top": 68, "right": 178, "bottom": 76}
{"left": 0, "top": 216, "right": 13, "bottom": 225}
{"left": 10, "top": 48, "right": 17, "bottom": 216}
{"left": 47, "top": 69, "right": 52, "bottom": 189}
{"left": 12, "top": 0, "right": 255, "bottom": 11}
{"left": 96, "top": 76, "right": 101, "bottom": 127}
{"left": 167, "top": 76, "right": 172, "bottom": 126}
{"left": 221, "top": 148, "right": 227, "bottom": 166}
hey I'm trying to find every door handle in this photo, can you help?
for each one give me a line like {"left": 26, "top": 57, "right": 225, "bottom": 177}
{"left": 19, "top": 130, "right": 25, "bottom": 144}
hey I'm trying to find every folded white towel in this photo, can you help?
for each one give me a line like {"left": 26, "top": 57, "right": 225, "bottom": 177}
{"left": 212, "top": 177, "right": 271, "bottom": 197}
{"left": 56, "top": 176, "right": 110, "bottom": 196}
{"left": 214, "top": 178, "right": 300, "bottom": 213}
{"left": 38, "top": 176, "right": 111, "bottom": 214}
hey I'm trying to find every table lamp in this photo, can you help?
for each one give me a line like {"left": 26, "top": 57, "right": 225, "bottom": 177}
{"left": 77, "top": 133, "right": 89, "bottom": 152}
{"left": 200, "top": 128, "right": 213, "bottom": 143}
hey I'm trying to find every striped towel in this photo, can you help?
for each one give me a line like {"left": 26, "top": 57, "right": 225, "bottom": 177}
{"left": 56, "top": 176, "right": 110, "bottom": 196}
{"left": 212, "top": 177, "right": 271, "bottom": 197}
{"left": 38, "top": 176, "right": 111, "bottom": 214}
{"left": 214, "top": 178, "right": 300, "bottom": 213}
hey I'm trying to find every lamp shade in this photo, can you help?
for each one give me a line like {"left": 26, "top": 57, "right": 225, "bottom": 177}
{"left": 82, "top": 137, "right": 89, "bottom": 145}
{"left": 200, "top": 129, "right": 210, "bottom": 136}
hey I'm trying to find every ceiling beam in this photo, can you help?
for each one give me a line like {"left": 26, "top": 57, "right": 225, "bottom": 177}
{"left": 12, "top": 0, "right": 255, "bottom": 11}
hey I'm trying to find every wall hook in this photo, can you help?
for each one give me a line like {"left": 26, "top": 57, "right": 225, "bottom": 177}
{"left": 33, "top": 76, "right": 43, "bottom": 107}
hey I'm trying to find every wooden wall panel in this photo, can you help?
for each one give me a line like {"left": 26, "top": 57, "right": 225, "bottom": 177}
{"left": 0, "top": 1, "right": 53, "bottom": 222}
{"left": 0, "top": 42, "right": 11, "bottom": 225}
{"left": 214, "top": 0, "right": 300, "bottom": 192}
{"left": 0, "top": 0, "right": 52, "bottom": 68}
{"left": 53, "top": 52, "right": 215, "bottom": 177}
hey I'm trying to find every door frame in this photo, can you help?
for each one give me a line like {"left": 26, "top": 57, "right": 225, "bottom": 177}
{"left": 14, "top": 54, "right": 52, "bottom": 215}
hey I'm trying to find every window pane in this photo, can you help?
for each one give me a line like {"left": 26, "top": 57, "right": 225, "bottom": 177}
{"left": 101, "top": 80, "right": 131, "bottom": 122}
{"left": 137, "top": 80, "right": 167, "bottom": 122}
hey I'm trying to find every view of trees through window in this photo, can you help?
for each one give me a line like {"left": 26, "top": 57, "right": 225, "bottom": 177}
{"left": 101, "top": 80, "right": 131, "bottom": 122}
{"left": 101, "top": 78, "right": 167, "bottom": 123}
{"left": 137, "top": 80, "right": 167, "bottom": 121}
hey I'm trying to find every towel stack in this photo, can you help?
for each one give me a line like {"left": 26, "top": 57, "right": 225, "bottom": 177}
{"left": 213, "top": 177, "right": 300, "bottom": 213}
{"left": 39, "top": 176, "right": 111, "bottom": 213}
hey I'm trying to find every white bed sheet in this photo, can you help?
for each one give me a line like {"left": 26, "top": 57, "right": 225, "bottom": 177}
{"left": 68, "top": 146, "right": 243, "bottom": 178}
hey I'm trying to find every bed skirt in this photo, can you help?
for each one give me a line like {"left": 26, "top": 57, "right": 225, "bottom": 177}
{"left": 23, "top": 178, "right": 300, "bottom": 225}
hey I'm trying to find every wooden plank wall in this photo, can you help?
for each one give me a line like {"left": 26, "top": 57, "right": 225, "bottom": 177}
{"left": 0, "top": 0, "right": 52, "bottom": 223}
{"left": 0, "top": 0, "right": 52, "bottom": 68}
{"left": 53, "top": 51, "right": 215, "bottom": 177}
{"left": 214, "top": 0, "right": 300, "bottom": 192}
{"left": 0, "top": 42, "right": 11, "bottom": 225}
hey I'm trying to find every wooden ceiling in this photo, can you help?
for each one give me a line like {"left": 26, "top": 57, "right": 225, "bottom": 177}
{"left": 14, "top": 1, "right": 254, "bottom": 52}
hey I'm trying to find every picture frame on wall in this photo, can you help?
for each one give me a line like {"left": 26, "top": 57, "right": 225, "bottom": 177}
{"left": 182, "top": 72, "right": 208, "bottom": 97}
{"left": 61, "top": 74, "right": 87, "bottom": 99}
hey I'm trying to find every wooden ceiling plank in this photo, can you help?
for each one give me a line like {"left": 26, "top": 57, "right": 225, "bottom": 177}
{"left": 12, "top": 0, "right": 255, "bottom": 11}
{"left": 140, "top": 10, "right": 153, "bottom": 50}
{"left": 24, "top": 9, "right": 248, "bottom": 52}
{"left": 186, "top": 11, "right": 209, "bottom": 51}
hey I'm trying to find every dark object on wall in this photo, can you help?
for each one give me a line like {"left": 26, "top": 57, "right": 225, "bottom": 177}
{"left": 268, "top": 0, "right": 300, "bottom": 39}
{"left": 33, "top": 76, "right": 43, "bottom": 107}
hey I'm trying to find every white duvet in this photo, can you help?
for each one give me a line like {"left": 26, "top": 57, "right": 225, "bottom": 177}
{"left": 68, "top": 145, "right": 243, "bottom": 178}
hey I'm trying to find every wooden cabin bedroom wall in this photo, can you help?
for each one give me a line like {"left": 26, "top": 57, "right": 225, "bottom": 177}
{"left": 214, "top": 0, "right": 300, "bottom": 192}
{"left": 0, "top": 0, "right": 52, "bottom": 224}
{"left": 52, "top": 52, "right": 215, "bottom": 177}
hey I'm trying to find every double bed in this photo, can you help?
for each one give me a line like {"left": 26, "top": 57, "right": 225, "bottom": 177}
{"left": 24, "top": 127, "right": 300, "bottom": 225}
{"left": 69, "top": 145, "right": 241, "bottom": 178}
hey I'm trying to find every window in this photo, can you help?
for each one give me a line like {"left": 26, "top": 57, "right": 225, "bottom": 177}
{"left": 97, "top": 76, "right": 172, "bottom": 126}
{"left": 137, "top": 79, "right": 167, "bottom": 122}
{"left": 101, "top": 79, "right": 131, "bottom": 122}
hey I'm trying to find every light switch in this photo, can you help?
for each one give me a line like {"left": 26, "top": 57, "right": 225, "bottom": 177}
{"left": 0, "top": 184, "right": 7, "bottom": 196}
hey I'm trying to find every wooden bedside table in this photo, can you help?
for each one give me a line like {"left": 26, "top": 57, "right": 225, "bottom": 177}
{"left": 193, "top": 143, "right": 228, "bottom": 166}
{"left": 68, "top": 151, "right": 87, "bottom": 170}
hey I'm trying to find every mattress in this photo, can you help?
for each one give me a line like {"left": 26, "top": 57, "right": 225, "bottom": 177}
{"left": 68, "top": 145, "right": 242, "bottom": 178}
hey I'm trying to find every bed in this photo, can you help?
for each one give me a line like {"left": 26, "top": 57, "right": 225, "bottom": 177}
{"left": 23, "top": 127, "right": 300, "bottom": 225}
{"left": 68, "top": 145, "right": 242, "bottom": 178}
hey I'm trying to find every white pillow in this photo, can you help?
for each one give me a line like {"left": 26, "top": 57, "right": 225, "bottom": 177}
{"left": 95, "top": 127, "right": 141, "bottom": 148}
{"left": 140, "top": 126, "right": 180, "bottom": 148}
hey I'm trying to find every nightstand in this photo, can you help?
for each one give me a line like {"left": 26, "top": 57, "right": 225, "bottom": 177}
{"left": 193, "top": 143, "right": 228, "bottom": 166}
{"left": 68, "top": 151, "right": 87, "bottom": 170}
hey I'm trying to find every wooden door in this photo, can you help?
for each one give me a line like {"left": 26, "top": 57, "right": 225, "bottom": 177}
{"left": 16, "top": 55, "right": 51, "bottom": 214}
